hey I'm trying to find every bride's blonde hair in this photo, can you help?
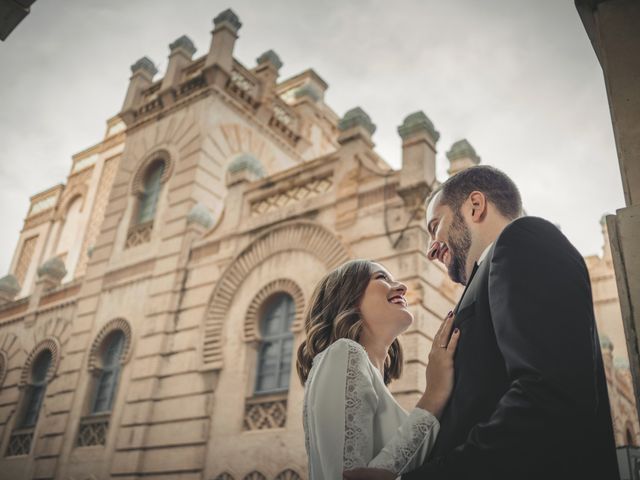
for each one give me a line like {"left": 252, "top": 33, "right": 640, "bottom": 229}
{"left": 296, "top": 259, "right": 403, "bottom": 386}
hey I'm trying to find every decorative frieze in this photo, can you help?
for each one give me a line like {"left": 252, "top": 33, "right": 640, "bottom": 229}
{"left": 244, "top": 396, "right": 287, "bottom": 430}
{"left": 250, "top": 175, "right": 332, "bottom": 216}
{"left": 178, "top": 74, "right": 206, "bottom": 97}
{"left": 226, "top": 67, "right": 259, "bottom": 111}
{"left": 5, "top": 428, "right": 33, "bottom": 456}
{"left": 125, "top": 221, "right": 153, "bottom": 249}
{"left": 76, "top": 414, "right": 109, "bottom": 447}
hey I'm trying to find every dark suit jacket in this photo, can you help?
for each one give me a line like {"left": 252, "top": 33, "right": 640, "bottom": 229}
{"left": 404, "top": 216, "right": 619, "bottom": 480}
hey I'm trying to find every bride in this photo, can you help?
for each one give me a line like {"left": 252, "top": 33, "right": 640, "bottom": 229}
{"left": 296, "top": 259, "right": 460, "bottom": 479}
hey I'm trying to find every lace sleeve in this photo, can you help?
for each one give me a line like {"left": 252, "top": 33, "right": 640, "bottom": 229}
{"left": 306, "top": 338, "right": 379, "bottom": 478}
{"left": 342, "top": 341, "right": 440, "bottom": 475}
{"left": 368, "top": 407, "right": 440, "bottom": 474}
{"left": 308, "top": 338, "right": 439, "bottom": 477}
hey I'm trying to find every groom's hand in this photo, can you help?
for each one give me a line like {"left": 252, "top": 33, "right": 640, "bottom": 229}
{"left": 344, "top": 468, "right": 397, "bottom": 480}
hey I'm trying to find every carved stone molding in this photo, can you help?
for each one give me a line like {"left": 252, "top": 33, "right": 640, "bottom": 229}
{"left": 244, "top": 395, "right": 287, "bottom": 430}
{"left": 55, "top": 183, "right": 88, "bottom": 221}
{"left": 250, "top": 174, "right": 333, "bottom": 216}
{"left": 88, "top": 318, "right": 133, "bottom": 371}
{"left": 20, "top": 338, "right": 61, "bottom": 387}
{"left": 201, "top": 220, "right": 349, "bottom": 370}
{"left": 130, "top": 149, "right": 174, "bottom": 195}
{"left": 244, "top": 279, "right": 304, "bottom": 343}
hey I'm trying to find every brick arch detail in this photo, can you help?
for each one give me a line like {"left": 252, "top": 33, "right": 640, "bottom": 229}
{"left": 55, "top": 184, "right": 88, "bottom": 221}
{"left": 88, "top": 318, "right": 133, "bottom": 371}
{"left": 202, "top": 220, "right": 350, "bottom": 370}
{"left": 244, "top": 279, "right": 305, "bottom": 343}
{"left": 130, "top": 149, "right": 174, "bottom": 195}
{"left": 20, "top": 338, "right": 61, "bottom": 387}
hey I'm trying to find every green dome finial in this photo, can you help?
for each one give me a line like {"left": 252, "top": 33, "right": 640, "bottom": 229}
{"left": 397, "top": 111, "right": 439, "bottom": 142}
{"left": 256, "top": 50, "right": 283, "bottom": 70}
{"left": 37, "top": 257, "right": 67, "bottom": 280}
{"left": 187, "top": 203, "right": 214, "bottom": 229}
{"left": 446, "top": 139, "right": 480, "bottom": 164}
{"left": 228, "top": 154, "right": 266, "bottom": 178}
{"left": 130, "top": 57, "right": 158, "bottom": 77}
{"left": 213, "top": 9, "right": 242, "bottom": 32}
{"left": 169, "top": 35, "right": 197, "bottom": 56}
{"left": 0, "top": 274, "right": 20, "bottom": 297}
{"left": 338, "top": 107, "right": 376, "bottom": 135}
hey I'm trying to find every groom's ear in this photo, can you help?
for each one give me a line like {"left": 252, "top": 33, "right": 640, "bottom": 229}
{"left": 468, "top": 191, "right": 488, "bottom": 223}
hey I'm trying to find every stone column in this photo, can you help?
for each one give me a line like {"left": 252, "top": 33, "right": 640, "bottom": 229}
{"left": 254, "top": 50, "right": 282, "bottom": 103}
{"left": 446, "top": 139, "right": 481, "bottom": 177}
{"left": 120, "top": 57, "right": 158, "bottom": 125}
{"left": 335, "top": 107, "right": 377, "bottom": 229}
{"left": 397, "top": 111, "right": 440, "bottom": 209}
{"left": 160, "top": 35, "right": 197, "bottom": 107}
{"left": 577, "top": 0, "right": 640, "bottom": 421}
{"left": 203, "top": 9, "right": 242, "bottom": 87}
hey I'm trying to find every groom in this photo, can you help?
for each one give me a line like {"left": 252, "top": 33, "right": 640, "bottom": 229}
{"left": 346, "top": 166, "right": 619, "bottom": 479}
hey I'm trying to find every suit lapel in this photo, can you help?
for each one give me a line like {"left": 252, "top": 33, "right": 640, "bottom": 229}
{"left": 453, "top": 261, "right": 479, "bottom": 315}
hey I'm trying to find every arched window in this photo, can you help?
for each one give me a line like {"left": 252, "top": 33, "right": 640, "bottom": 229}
{"left": 6, "top": 348, "right": 53, "bottom": 456}
{"left": 137, "top": 160, "right": 165, "bottom": 224}
{"left": 91, "top": 330, "right": 125, "bottom": 413}
{"left": 21, "top": 349, "right": 52, "bottom": 428}
{"left": 255, "top": 293, "right": 295, "bottom": 393}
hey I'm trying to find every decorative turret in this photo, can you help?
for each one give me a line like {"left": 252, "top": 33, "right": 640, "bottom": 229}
{"left": 397, "top": 111, "right": 439, "bottom": 207}
{"left": 204, "top": 9, "right": 242, "bottom": 85}
{"left": 226, "top": 154, "right": 266, "bottom": 187}
{"left": 36, "top": 256, "right": 67, "bottom": 291}
{"left": 256, "top": 50, "right": 283, "bottom": 71}
{"left": 254, "top": 50, "right": 283, "bottom": 104}
{"left": 337, "top": 107, "right": 376, "bottom": 148}
{"left": 121, "top": 56, "right": 158, "bottom": 124}
{"left": 187, "top": 203, "right": 214, "bottom": 229}
{"left": 446, "top": 139, "right": 481, "bottom": 176}
{"left": 160, "top": 35, "right": 197, "bottom": 106}
{"left": 0, "top": 274, "right": 20, "bottom": 305}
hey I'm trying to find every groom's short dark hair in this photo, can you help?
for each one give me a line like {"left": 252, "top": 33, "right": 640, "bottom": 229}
{"left": 427, "top": 165, "right": 523, "bottom": 220}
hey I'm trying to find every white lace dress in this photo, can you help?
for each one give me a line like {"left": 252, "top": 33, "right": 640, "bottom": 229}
{"left": 303, "top": 338, "right": 440, "bottom": 480}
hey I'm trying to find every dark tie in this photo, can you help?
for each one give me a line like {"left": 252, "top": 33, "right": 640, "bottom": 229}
{"left": 454, "top": 262, "right": 480, "bottom": 315}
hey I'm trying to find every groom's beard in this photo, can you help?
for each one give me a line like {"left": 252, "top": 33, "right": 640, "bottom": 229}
{"left": 448, "top": 210, "right": 472, "bottom": 285}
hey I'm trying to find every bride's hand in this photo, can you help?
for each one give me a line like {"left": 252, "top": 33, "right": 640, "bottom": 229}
{"left": 417, "top": 311, "right": 460, "bottom": 419}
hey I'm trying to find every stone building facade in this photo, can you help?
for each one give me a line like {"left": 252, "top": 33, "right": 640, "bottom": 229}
{"left": 0, "top": 9, "right": 636, "bottom": 480}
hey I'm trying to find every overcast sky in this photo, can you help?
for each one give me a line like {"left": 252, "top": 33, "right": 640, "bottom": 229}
{"left": 0, "top": 0, "right": 624, "bottom": 275}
